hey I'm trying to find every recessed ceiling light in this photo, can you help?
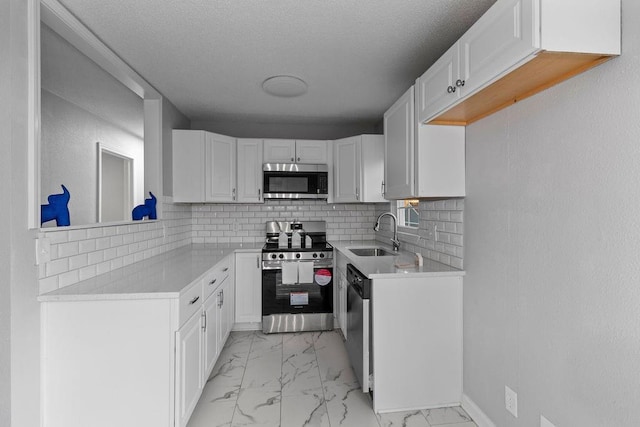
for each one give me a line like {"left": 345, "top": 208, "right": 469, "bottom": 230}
{"left": 262, "top": 75, "right": 308, "bottom": 98}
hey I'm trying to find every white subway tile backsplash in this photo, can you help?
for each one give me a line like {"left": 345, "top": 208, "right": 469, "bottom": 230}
{"left": 58, "top": 241, "right": 79, "bottom": 258}
{"left": 375, "top": 198, "right": 464, "bottom": 269}
{"left": 38, "top": 196, "right": 460, "bottom": 293}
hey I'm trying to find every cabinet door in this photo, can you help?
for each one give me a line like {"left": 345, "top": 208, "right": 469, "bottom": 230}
{"left": 175, "top": 312, "right": 204, "bottom": 427}
{"left": 172, "top": 130, "right": 205, "bottom": 202}
{"left": 339, "top": 272, "right": 348, "bottom": 339}
{"left": 237, "top": 139, "right": 264, "bottom": 203}
{"left": 218, "top": 278, "right": 233, "bottom": 346}
{"left": 384, "top": 86, "right": 415, "bottom": 199}
{"left": 296, "top": 140, "right": 328, "bottom": 164}
{"left": 203, "top": 293, "right": 220, "bottom": 377}
{"left": 234, "top": 252, "right": 262, "bottom": 324}
{"left": 416, "top": 43, "right": 460, "bottom": 124}
{"left": 264, "top": 139, "right": 296, "bottom": 163}
{"left": 458, "top": 0, "right": 536, "bottom": 97}
{"left": 205, "top": 133, "right": 237, "bottom": 202}
{"left": 333, "top": 136, "right": 361, "bottom": 203}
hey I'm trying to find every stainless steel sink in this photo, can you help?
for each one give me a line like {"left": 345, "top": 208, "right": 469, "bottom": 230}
{"left": 349, "top": 247, "right": 395, "bottom": 257}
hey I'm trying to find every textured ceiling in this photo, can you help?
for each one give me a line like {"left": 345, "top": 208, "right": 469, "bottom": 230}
{"left": 57, "top": 0, "right": 495, "bottom": 125}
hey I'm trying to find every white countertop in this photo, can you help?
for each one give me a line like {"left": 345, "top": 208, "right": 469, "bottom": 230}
{"left": 331, "top": 240, "right": 465, "bottom": 279}
{"left": 39, "top": 239, "right": 463, "bottom": 303}
{"left": 38, "top": 243, "right": 263, "bottom": 302}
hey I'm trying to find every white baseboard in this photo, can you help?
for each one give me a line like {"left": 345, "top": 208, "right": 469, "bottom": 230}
{"left": 232, "top": 322, "right": 261, "bottom": 332}
{"left": 461, "top": 394, "right": 496, "bottom": 427}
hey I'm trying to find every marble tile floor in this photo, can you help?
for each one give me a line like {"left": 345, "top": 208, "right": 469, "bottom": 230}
{"left": 187, "top": 330, "right": 477, "bottom": 427}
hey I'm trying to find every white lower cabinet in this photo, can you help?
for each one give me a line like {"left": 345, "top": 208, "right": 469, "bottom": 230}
{"left": 234, "top": 251, "right": 262, "bottom": 327}
{"left": 334, "top": 250, "right": 348, "bottom": 338}
{"left": 371, "top": 275, "right": 463, "bottom": 413}
{"left": 41, "top": 255, "right": 234, "bottom": 427}
{"left": 203, "top": 291, "right": 220, "bottom": 377}
{"left": 176, "top": 309, "right": 205, "bottom": 427}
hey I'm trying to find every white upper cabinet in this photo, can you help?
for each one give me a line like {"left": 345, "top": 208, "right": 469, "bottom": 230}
{"left": 417, "top": 0, "right": 620, "bottom": 125}
{"left": 173, "top": 130, "right": 237, "bottom": 203}
{"left": 263, "top": 139, "right": 296, "bottom": 163}
{"left": 205, "top": 133, "right": 237, "bottom": 202}
{"left": 264, "top": 139, "right": 328, "bottom": 164}
{"left": 333, "top": 137, "right": 360, "bottom": 203}
{"left": 416, "top": 43, "right": 460, "bottom": 125}
{"left": 384, "top": 86, "right": 465, "bottom": 199}
{"left": 384, "top": 86, "right": 415, "bottom": 199}
{"left": 334, "top": 135, "right": 385, "bottom": 203}
{"left": 296, "top": 140, "right": 328, "bottom": 163}
{"left": 172, "top": 130, "right": 206, "bottom": 203}
{"left": 236, "top": 139, "right": 263, "bottom": 203}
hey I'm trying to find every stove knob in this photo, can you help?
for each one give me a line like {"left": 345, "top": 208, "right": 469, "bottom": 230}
{"left": 319, "top": 253, "right": 325, "bottom": 258}
{"left": 313, "top": 253, "right": 318, "bottom": 258}
{"left": 279, "top": 254, "right": 284, "bottom": 259}
{"left": 295, "top": 253, "right": 301, "bottom": 259}
{"left": 271, "top": 254, "right": 277, "bottom": 260}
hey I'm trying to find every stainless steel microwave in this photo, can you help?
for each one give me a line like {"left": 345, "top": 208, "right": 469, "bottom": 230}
{"left": 263, "top": 163, "right": 329, "bottom": 199}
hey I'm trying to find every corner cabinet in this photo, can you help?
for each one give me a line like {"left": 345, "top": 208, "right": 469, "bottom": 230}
{"left": 384, "top": 86, "right": 465, "bottom": 200}
{"left": 418, "top": 0, "right": 620, "bottom": 125}
{"left": 40, "top": 254, "right": 234, "bottom": 427}
{"left": 333, "top": 135, "right": 385, "bottom": 203}
{"left": 172, "top": 130, "right": 237, "bottom": 203}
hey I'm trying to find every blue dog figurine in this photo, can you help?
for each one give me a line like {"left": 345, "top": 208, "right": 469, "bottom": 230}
{"left": 41, "top": 185, "right": 71, "bottom": 227}
{"left": 132, "top": 192, "right": 157, "bottom": 221}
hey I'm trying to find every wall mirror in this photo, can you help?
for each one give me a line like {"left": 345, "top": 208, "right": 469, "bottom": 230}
{"left": 36, "top": 0, "right": 163, "bottom": 230}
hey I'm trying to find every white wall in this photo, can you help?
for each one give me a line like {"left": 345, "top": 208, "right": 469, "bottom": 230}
{"left": 40, "top": 23, "right": 144, "bottom": 226}
{"left": 464, "top": 1, "right": 640, "bottom": 425}
{"left": 191, "top": 119, "right": 380, "bottom": 140}
{"left": 7, "top": 1, "right": 41, "bottom": 426}
{"left": 162, "top": 97, "right": 191, "bottom": 197}
{"left": 0, "top": 0, "right": 11, "bottom": 422}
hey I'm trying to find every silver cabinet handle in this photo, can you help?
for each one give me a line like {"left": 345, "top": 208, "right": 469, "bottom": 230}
{"left": 189, "top": 296, "right": 200, "bottom": 305}
{"left": 456, "top": 79, "right": 465, "bottom": 87}
{"left": 209, "top": 278, "right": 217, "bottom": 286}
{"left": 258, "top": 188, "right": 261, "bottom": 200}
{"left": 256, "top": 255, "right": 260, "bottom": 269}
{"left": 381, "top": 181, "right": 385, "bottom": 196}
{"left": 202, "top": 312, "right": 207, "bottom": 330}
{"left": 447, "top": 86, "right": 456, "bottom": 93}
{"left": 221, "top": 289, "right": 224, "bottom": 306}
{"left": 222, "top": 267, "right": 229, "bottom": 272}
{"left": 291, "top": 157, "right": 295, "bottom": 162}
{"left": 232, "top": 188, "right": 236, "bottom": 201}
{"left": 297, "top": 157, "right": 300, "bottom": 162}
{"left": 356, "top": 187, "right": 359, "bottom": 200}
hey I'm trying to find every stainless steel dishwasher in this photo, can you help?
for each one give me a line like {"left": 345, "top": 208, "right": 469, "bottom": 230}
{"left": 345, "top": 263, "right": 372, "bottom": 393}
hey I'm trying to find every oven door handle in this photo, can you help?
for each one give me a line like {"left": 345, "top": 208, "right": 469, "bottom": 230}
{"left": 262, "top": 262, "right": 333, "bottom": 270}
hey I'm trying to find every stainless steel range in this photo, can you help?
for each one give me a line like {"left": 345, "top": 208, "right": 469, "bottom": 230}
{"left": 262, "top": 221, "right": 334, "bottom": 334}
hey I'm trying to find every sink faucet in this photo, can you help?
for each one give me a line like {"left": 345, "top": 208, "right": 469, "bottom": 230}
{"left": 373, "top": 212, "right": 400, "bottom": 251}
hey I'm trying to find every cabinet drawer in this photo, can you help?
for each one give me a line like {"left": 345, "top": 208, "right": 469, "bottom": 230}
{"left": 179, "top": 283, "right": 204, "bottom": 327}
{"left": 203, "top": 258, "right": 231, "bottom": 300}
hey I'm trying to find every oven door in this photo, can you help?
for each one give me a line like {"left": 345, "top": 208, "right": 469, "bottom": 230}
{"left": 262, "top": 262, "right": 333, "bottom": 316}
